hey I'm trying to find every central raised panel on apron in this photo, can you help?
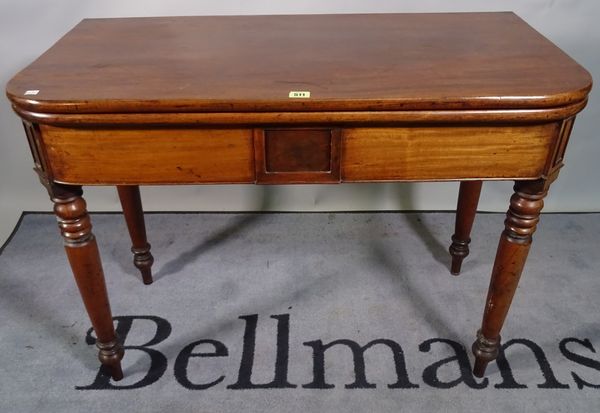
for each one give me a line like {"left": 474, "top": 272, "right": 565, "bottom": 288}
{"left": 255, "top": 128, "right": 341, "bottom": 183}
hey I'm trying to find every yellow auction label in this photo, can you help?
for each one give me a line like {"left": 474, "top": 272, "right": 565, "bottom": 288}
{"left": 288, "top": 91, "right": 311, "bottom": 98}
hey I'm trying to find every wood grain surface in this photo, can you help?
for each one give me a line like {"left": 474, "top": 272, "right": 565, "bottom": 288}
{"left": 39, "top": 123, "right": 560, "bottom": 185}
{"left": 255, "top": 128, "right": 341, "bottom": 184}
{"left": 341, "top": 124, "right": 559, "bottom": 181}
{"left": 41, "top": 126, "right": 255, "bottom": 184}
{"left": 7, "top": 13, "right": 591, "bottom": 115}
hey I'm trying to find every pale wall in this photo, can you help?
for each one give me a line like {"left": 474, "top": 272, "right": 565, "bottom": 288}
{"left": 1, "top": 1, "right": 598, "bottom": 243}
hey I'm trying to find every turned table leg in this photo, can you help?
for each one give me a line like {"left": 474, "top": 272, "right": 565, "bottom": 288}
{"left": 472, "top": 179, "right": 549, "bottom": 377}
{"left": 117, "top": 185, "right": 154, "bottom": 285}
{"left": 52, "top": 184, "right": 124, "bottom": 380}
{"left": 449, "top": 180, "right": 483, "bottom": 275}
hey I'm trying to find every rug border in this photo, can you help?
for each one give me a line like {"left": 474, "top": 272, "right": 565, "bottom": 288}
{"left": 0, "top": 211, "right": 26, "bottom": 257}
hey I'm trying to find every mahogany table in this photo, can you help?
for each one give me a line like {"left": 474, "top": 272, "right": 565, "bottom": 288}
{"left": 6, "top": 13, "right": 592, "bottom": 381}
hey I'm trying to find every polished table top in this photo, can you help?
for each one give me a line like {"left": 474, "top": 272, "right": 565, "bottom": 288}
{"left": 7, "top": 12, "right": 591, "bottom": 116}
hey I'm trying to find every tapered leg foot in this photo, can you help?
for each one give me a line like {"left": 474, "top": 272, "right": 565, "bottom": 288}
{"left": 117, "top": 185, "right": 154, "bottom": 285}
{"left": 449, "top": 181, "right": 482, "bottom": 275}
{"left": 98, "top": 338, "right": 125, "bottom": 380}
{"left": 449, "top": 235, "right": 469, "bottom": 275}
{"left": 472, "top": 330, "right": 500, "bottom": 377}
{"left": 132, "top": 245, "right": 154, "bottom": 285}
{"left": 52, "top": 184, "right": 124, "bottom": 381}
{"left": 472, "top": 179, "right": 550, "bottom": 377}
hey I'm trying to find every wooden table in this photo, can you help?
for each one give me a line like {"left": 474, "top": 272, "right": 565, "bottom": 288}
{"left": 6, "top": 13, "right": 592, "bottom": 381}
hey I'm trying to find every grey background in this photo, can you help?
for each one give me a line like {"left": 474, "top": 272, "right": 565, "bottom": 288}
{"left": 1, "top": 0, "right": 598, "bottom": 243}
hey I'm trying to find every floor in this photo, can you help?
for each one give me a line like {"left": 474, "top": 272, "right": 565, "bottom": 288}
{"left": 1, "top": 212, "right": 599, "bottom": 412}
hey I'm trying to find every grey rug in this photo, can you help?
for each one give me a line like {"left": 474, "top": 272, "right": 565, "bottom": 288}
{"left": 0, "top": 212, "right": 599, "bottom": 412}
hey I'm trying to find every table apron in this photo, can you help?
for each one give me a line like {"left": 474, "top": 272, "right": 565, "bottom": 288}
{"left": 36, "top": 122, "right": 566, "bottom": 185}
